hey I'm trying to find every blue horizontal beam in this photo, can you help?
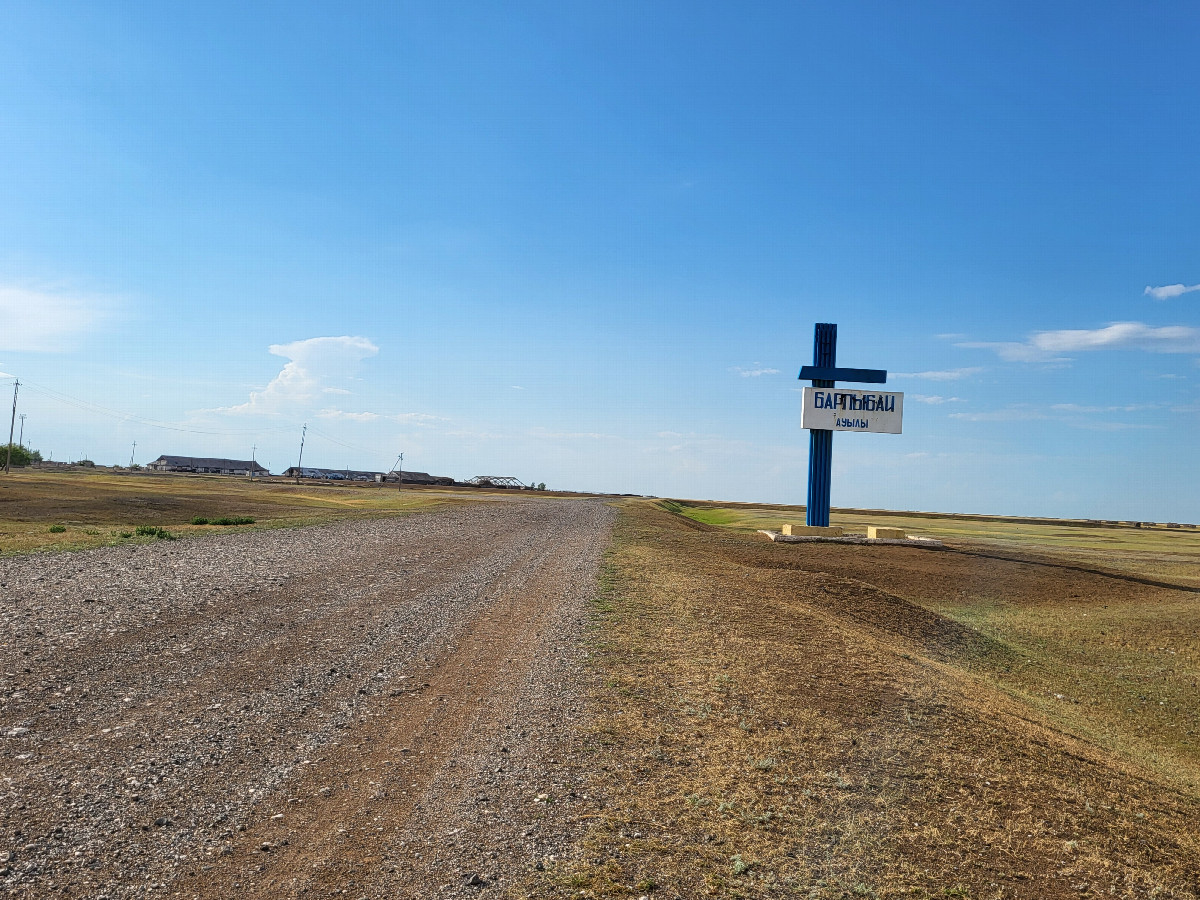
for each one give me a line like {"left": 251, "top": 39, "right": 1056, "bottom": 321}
{"left": 798, "top": 365, "right": 887, "bottom": 384}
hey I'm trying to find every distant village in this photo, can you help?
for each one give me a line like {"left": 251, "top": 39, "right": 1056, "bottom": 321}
{"left": 141, "top": 455, "right": 539, "bottom": 489}
{"left": 26, "top": 453, "right": 542, "bottom": 490}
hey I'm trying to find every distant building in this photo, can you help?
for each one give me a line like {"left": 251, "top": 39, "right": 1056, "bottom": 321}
{"left": 147, "top": 455, "right": 269, "bottom": 476}
{"left": 384, "top": 470, "right": 456, "bottom": 486}
{"left": 467, "top": 476, "right": 526, "bottom": 488}
{"left": 281, "top": 467, "right": 382, "bottom": 482}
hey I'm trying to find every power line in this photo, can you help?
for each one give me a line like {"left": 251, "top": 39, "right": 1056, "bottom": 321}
{"left": 18, "top": 380, "right": 294, "bottom": 437}
{"left": 306, "top": 424, "right": 398, "bottom": 473}
{"left": 12, "top": 378, "right": 400, "bottom": 470}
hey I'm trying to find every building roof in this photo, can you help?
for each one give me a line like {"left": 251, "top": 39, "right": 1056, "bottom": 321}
{"left": 151, "top": 455, "right": 269, "bottom": 471}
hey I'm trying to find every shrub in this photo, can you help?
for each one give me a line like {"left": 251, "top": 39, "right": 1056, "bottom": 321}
{"left": 75, "top": 459, "right": 95, "bottom": 467}
{"left": 48, "top": 524, "right": 66, "bottom": 533}
{"left": 190, "top": 515, "right": 254, "bottom": 526}
{"left": 2, "top": 444, "right": 41, "bottom": 467}
{"left": 135, "top": 525, "right": 174, "bottom": 540}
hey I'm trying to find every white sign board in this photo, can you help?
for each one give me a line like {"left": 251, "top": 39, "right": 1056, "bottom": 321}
{"left": 801, "top": 387, "right": 904, "bottom": 434}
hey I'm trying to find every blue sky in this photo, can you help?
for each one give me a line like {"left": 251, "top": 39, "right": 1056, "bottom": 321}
{"left": 3, "top": 2, "right": 1199, "bottom": 520}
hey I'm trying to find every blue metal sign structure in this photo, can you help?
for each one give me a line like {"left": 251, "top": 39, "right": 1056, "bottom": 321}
{"left": 799, "top": 323, "right": 889, "bottom": 527}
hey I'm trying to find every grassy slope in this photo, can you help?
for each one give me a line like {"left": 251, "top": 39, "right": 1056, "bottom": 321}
{"left": 517, "top": 501, "right": 1200, "bottom": 899}
{"left": 668, "top": 500, "right": 1200, "bottom": 590}
{"left": 665, "top": 500, "right": 1200, "bottom": 791}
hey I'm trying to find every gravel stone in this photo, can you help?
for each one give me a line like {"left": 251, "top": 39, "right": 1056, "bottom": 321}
{"left": 0, "top": 498, "right": 614, "bottom": 898}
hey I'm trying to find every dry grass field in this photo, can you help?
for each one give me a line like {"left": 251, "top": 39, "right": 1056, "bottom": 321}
{"left": 0, "top": 469, "right": 474, "bottom": 555}
{"left": 6, "top": 472, "right": 1199, "bottom": 897}
{"left": 666, "top": 500, "right": 1200, "bottom": 589}
{"left": 518, "top": 500, "right": 1200, "bottom": 899}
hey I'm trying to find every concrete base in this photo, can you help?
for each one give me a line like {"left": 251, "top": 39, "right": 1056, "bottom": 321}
{"left": 759, "top": 530, "right": 943, "bottom": 548}
{"left": 783, "top": 523, "right": 843, "bottom": 537}
{"left": 867, "top": 526, "right": 908, "bottom": 540}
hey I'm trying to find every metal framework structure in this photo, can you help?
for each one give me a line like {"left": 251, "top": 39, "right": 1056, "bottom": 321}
{"left": 467, "top": 476, "right": 525, "bottom": 488}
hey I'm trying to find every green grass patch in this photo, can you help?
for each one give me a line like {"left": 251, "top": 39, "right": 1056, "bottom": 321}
{"left": 191, "top": 515, "right": 256, "bottom": 526}
{"left": 134, "top": 525, "right": 175, "bottom": 540}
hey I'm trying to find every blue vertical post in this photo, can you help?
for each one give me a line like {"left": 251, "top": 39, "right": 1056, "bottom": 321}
{"left": 806, "top": 323, "right": 836, "bottom": 527}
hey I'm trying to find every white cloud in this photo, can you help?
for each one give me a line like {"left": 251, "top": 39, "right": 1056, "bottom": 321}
{"left": 317, "top": 408, "right": 380, "bottom": 422}
{"left": 217, "top": 336, "right": 379, "bottom": 414}
{"left": 1049, "top": 403, "right": 1157, "bottom": 414}
{"left": 955, "top": 341, "right": 1063, "bottom": 363}
{"left": 392, "top": 412, "right": 446, "bottom": 426}
{"left": 1145, "top": 283, "right": 1200, "bottom": 301}
{"left": 732, "top": 366, "right": 780, "bottom": 377}
{"left": 959, "top": 322, "right": 1200, "bottom": 362}
{"left": 892, "top": 367, "right": 982, "bottom": 381}
{"left": 1070, "top": 421, "right": 1156, "bottom": 432}
{"left": 950, "top": 409, "right": 1047, "bottom": 422}
{"left": 952, "top": 402, "right": 1162, "bottom": 430}
{"left": 0, "top": 285, "right": 114, "bottom": 352}
{"left": 910, "top": 394, "right": 965, "bottom": 404}
{"left": 528, "top": 428, "right": 615, "bottom": 440}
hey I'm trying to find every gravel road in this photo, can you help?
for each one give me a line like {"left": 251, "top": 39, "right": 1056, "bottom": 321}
{"left": 0, "top": 498, "right": 615, "bottom": 898}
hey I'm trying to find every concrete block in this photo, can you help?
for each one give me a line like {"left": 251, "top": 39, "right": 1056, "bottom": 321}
{"left": 782, "top": 523, "right": 843, "bottom": 537}
{"left": 867, "top": 526, "right": 908, "bottom": 540}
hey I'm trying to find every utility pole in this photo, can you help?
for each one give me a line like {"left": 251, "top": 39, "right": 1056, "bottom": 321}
{"left": 251, "top": 444, "right": 257, "bottom": 480}
{"left": 294, "top": 424, "right": 307, "bottom": 484}
{"left": 390, "top": 451, "right": 404, "bottom": 491}
{"left": 129, "top": 441, "right": 136, "bottom": 468}
{"left": 4, "top": 379, "right": 18, "bottom": 475}
{"left": 18, "top": 414, "right": 26, "bottom": 448}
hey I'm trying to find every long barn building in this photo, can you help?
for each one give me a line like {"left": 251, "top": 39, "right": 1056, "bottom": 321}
{"left": 147, "top": 455, "right": 269, "bottom": 476}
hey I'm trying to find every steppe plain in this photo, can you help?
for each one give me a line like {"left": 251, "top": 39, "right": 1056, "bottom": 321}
{"left": 1, "top": 471, "right": 1198, "bottom": 899}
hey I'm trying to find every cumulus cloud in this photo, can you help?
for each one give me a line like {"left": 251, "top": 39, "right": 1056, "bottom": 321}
{"left": 0, "top": 285, "right": 113, "bottom": 352}
{"left": 1145, "top": 283, "right": 1200, "bottom": 301}
{"left": 891, "top": 367, "right": 982, "bottom": 381}
{"left": 218, "top": 336, "right": 379, "bottom": 414}
{"left": 959, "top": 322, "right": 1200, "bottom": 362}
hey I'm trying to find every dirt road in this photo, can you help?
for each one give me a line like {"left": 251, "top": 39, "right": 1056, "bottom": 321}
{"left": 0, "top": 499, "right": 614, "bottom": 899}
